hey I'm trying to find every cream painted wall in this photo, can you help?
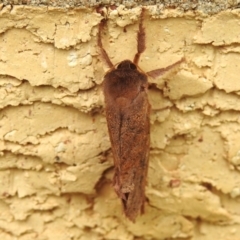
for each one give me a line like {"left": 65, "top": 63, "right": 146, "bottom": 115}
{"left": 1, "top": 5, "right": 240, "bottom": 240}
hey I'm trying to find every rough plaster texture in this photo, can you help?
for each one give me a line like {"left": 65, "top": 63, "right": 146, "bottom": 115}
{"left": 1, "top": 4, "right": 240, "bottom": 240}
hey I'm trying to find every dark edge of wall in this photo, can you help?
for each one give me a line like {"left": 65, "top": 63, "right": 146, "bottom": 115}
{"left": 0, "top": 0, "right": 240, "bottom": 14}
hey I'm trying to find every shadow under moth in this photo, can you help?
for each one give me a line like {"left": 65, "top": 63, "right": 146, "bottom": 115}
{"left": 98, "top": 8, "right": 184, "bottom": 222}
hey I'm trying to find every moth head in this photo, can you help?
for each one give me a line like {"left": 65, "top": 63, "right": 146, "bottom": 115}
{"left": 117, "top": 60, "right": 136, "bottom": 70}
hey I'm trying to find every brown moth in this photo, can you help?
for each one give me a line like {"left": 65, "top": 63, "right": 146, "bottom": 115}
{"left": 98, "top": 8, "right": 183, "bottom": 222}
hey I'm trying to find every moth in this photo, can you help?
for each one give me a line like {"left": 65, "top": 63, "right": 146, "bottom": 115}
{"left": 98, "top": 8, "right": 183, "bottom": 222}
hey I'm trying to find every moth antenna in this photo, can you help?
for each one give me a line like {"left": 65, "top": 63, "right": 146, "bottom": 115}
{"left": 133, "top": 8, "right": 146, "bottom": 65}
{"left": 98, "top": 19, "right": 114, "bottom": 69}
{"left": 146, "top": 58, "right": 185, "bottom": 79}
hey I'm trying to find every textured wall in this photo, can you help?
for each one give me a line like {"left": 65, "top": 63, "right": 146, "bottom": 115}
{"left": 1, "top": 4, "right": 240, "bottom": 240}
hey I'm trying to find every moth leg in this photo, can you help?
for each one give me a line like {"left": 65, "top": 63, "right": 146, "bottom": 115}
{"left": 133, "top": 8, "right": 146, "bottom": 65}
{"left": 98, "top": 19, "right": 114, "bottom": 69}
{"left": 146, "top": 58, "right": 185, "bottom": 79}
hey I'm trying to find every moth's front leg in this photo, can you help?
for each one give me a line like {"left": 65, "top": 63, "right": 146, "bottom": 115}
{"left": 146, "top": 58, "right": 185, "bottom": 79}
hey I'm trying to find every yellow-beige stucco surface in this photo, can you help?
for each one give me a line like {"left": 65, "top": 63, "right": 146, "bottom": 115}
{"left": 0, "top": 4, "right": 240, "bottom": 240}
